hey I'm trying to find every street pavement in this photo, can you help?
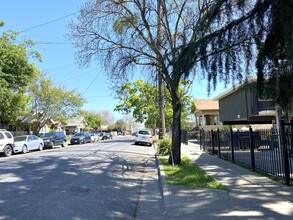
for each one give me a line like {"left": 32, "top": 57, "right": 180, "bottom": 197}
{"left": 151, "top": 141, "right": 293, "bottom": 220}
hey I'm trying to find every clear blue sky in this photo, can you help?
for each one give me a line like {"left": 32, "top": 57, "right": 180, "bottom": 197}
{"left": 1, "top": 0, "right": 227, "bottom": 120}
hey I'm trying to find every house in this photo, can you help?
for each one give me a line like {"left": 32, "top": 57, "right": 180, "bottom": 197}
{"left": 65, "top": 117, "right": 87, "bottom": 134}
{"left": 17, "top": 113, "right": 58, "bottom": 134}
{"left": 193, "top": 99, "right": 221, "bottom": 130}
{"left": 214, "top": 80, "right": 275, "bottom": 125}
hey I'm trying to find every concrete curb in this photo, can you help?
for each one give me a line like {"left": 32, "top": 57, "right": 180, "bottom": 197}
{"left": 155, "top": 154, "right": 172, "bottom": 220}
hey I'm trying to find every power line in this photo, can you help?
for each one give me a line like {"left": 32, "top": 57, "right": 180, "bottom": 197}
{"left": 82, "top": 73, "right": 100, "bottom": 95}
{"left": 46, "top": 64, "right": 76, "bottom": 71}
{"left": 20, "top": 11, "right": 79, "bottom": 33}
{"left": 57, "top": 69, "right": 97, "bottom": 83}
{"left": 34, "top": 41, "right": 72, "bottom": 45}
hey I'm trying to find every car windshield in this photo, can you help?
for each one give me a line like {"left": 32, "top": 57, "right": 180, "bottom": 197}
{"left": 139, "top": 131, "right": 151, "bottom": 135}
{"left": 74, "top": 133, "right": 84, "bottom": 136}
{"left": 14, "top": 136, "right": 27, "bottom": 142}
{"left": 40, "top": 133, "right": 55, "bottom": 137}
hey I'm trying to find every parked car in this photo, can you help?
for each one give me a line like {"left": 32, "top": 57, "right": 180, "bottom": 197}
{"left": 0, "top": 129, "right": 14, "bottom": 157}
{"left": 70, "top": 132, "right": 92, "bottom": 145}
{"left": 90, "top": 133, "right": 98, "bottom": 142}
{"left": 102, "top": 132, "right": 113, "bottom": 140}
{"left": 135, "top": 130, "right": 153, "bottom": 146}
{"left": 40, "top": 132, "right": 67, "bottom": 149}
{"left": 97, "top": 132, "right": 103, "bottom": 140}
{"left": 14, "top": 135, "right": 44, "bottom": 154}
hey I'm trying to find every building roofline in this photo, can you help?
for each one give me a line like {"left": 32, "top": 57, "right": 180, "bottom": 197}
{"left": 213, "top": 77, "right": 257, "bottom": 100}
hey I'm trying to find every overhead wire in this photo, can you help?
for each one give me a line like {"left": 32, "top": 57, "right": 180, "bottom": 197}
{"left": 16, "top": 9, "right": 111, "bottom": 100}
{"left": 56, "top": 69, "right": 97, "bottom": 83}
{"left": 19, "top": 11, "right": 79, "bottom": 33}
{"left": 82, "top": 73, "right": 100, "bottom": 95}
{"left": 33, "top": 41, "right": 72, "bottom": 45}
{"left": 46, "top": 64, "right": 76, "bottom": 71}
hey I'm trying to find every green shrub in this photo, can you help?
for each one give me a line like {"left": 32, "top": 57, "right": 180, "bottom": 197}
{"left": 157, "top": 138, "right": 171, "bottom": 156}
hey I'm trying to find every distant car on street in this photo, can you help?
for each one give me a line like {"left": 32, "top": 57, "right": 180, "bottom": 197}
{"left": 135, "top": 130, "right": 153, "bottom": 146}
{"left": 14, "top": 135, "right": 44, "bottom": 154}
{"left": 102, "top": 132, "right": 113, "bottom": 140}
{"left": 90, "top": 133, "right": 98, "bottom": 142}
{"left": 70, "top": 132, "right": 92, "bottom": 145}
{"left": 40, "top": 132, "right": 67, "bottom": 149}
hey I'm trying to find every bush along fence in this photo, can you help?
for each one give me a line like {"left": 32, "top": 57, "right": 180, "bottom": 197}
{"left": 199, "top": 119, "right": 293, "bottom": 186}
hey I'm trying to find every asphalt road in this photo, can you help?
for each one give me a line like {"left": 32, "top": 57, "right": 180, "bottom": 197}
{"left": 0, "top": 136, "right": 162, "bottom": 220}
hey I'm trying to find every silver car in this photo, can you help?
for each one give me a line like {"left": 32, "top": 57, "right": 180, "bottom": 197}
{"left": 14, "top": 135, "right": 44, "bottom": 154}
{"left": 135, "top": 130, "right": 153, "bottom": 146}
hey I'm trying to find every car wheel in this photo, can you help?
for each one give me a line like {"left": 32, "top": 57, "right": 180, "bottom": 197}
{"left": 50, "top": 141, "right": 54, "bottom": 149}
{"left": 3, "top": 145, "right": 13, "bottom": 157}
{"left": 135, "top": 142, "right": 138, "bottom": 145}
{"left": 39, "top": 144, "right": 43, "bottom": 151}
{"left": 22, "top": 145, "right": 28, "bottom": 154}
{"left": 61, "top": 141, "right": 67, "bottom": 147}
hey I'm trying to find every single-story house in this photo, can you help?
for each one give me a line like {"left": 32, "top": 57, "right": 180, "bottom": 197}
{"left": 65, "top": 117, "right": 87, "bottom": 134}
{"left": 193, "top": 99, "right": 221, "bottom": 131}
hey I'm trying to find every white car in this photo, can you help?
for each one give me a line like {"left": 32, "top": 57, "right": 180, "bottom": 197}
{"left": 135, "top": 130, "right": 153, "bottom": 146}
{"left": 90, "top": 133, "right": 99, "bottom": 142}
{"left": 0, "top": 129, "right": 14, "bottom": 157}
{"left": 14, "top": 135, "right": 44, "bottom": 154}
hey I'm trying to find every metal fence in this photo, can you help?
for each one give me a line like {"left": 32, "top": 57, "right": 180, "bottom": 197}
{"left": 199, "top": 119, "right": 293, "bottom": 186}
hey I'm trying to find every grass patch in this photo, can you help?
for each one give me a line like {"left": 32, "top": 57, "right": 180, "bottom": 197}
{"left": 159, "top": 155, "right": 227, "bottom": 190}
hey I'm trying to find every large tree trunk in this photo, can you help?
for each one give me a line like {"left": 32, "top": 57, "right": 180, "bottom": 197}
{"left": 168, "top": 88, "right": 182, "bottom": 165}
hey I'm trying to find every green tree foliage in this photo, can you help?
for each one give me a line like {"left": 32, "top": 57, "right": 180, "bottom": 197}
{"left": 115, "top": 119, "right": 127, "bottom": 131}
{"left": 27, "top": 74, "right": 85, "bottom": 133}
{"left": 79, "top": 110, "right": 102, "bottom": 130}
{"left": 115, "top": 80, "right": 192, "bottom": 129}
{"left": 115, "top": 80, "right": 164, "bottom": 129}
{"left": 0, "top": 26, "right": 41, "bottom": 126}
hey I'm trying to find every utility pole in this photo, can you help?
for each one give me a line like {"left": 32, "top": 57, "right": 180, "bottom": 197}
{"left": 157, "top": 0, "right": 165, "bottom": 139}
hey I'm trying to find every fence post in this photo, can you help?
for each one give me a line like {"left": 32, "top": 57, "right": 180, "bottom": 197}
{"left": 199, "top": 129, "right": 202, "bottom": 149}
{"left": 211, "top": 130, "right": 215, "bottom": 154}
{"left": 249, "top": 126, "right": 255, "bottom": 171}
{"left": 202, "top": 129, "right": 206, "bottom": 151}
{"left": 217, "top": 128, "right": 221, "bottom": 158}
{"left": 280, "top": 119, "right": 290, "bottom": 186}
{"left": 230, "top": 128, "right": 235, "bottom": 163}
{"left": 289, "top": 116, "right": 293, "bottom": 158}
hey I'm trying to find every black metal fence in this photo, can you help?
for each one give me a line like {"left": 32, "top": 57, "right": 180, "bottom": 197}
{"left": 199, "top": 119, "right": 293, "bottom": 186}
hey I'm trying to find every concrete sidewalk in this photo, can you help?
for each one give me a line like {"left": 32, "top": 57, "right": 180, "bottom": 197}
{"left": 158, "top": 141, "right": 293, "bottom": 220}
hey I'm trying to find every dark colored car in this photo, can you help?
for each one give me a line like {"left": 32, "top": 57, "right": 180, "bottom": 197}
{"left": 70, "top": 132, "right": 92, "bottom": 145}
{"left": 40, "top": 132, "right": 67, "bottom": 149}
{"left": 102, "top": 132, "right": 113, "bottom": 140}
